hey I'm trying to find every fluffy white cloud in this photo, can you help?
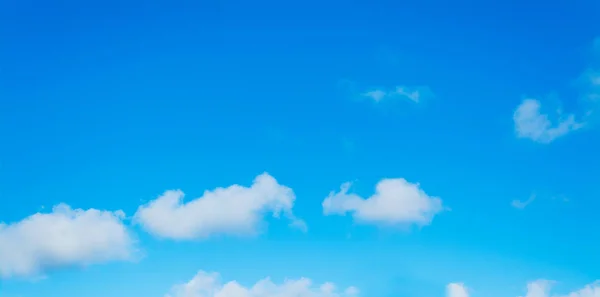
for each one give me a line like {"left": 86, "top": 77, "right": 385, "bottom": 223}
{"left": 134, "top": 173, "right": 306, "bottom": 240}
{"left": 520, "top": 280, "right": 554, "bottom": 297}
{"left": 521, "top": 279, "right": 600, "bottom": 297}
{"left": 362, "top": 85, "right": 433, "bottom": 103}
{"left": 322, "top": 178, "right": 443, "bottom": 226}
{"left": 166, "top": 270, "right": 359, "bottom": 297}
{"left": 562, "top": 281, "right": 600, "bottom": 297}
{"left": 0, "top": 204, "right": 134, "bottom": 278}
{"left": 447, "top": 283, "right": 469, "bottom": 297}
{"left": 513, "top": 99, "right": 583, "bottom": 143}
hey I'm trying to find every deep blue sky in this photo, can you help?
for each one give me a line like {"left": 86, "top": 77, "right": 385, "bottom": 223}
{"left": 1, "top": 1, "right": 600, "bottom": 297}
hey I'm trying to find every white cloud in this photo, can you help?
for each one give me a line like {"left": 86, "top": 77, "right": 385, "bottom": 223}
{"left": 447, "top": 283, "right": 469, "bottom": 297}
{"left": 166, "top": 270, "right": 359, "bottom": 297}
{"left": 0, "top": 204, "right": 134, "bottom": 278}
{"left": 362, "top": 85, "right": 433, "bottom": 103}
{"left": 562, "top": 281, "right": 600, "bottom": 297}
{"left": 511, "top": 194, "right": 536, "bottom": 210}
{"left": 513, "top": 99, "right": 583, "bottom": 143}
{"left": 134, "top": 173, "right": 306, "bottom": 240}
{"left": 518, "top": 280, "right": 600, "bottom": 297}
{"left": 513, "top": 38, "right": 600, "bottom": 143}
{"left": 520, "top": 280, "right": 554, "bottom": 297}
{"left": 394, "top": 86, "right": 424, "bottom": 103}
{"left": 363, "top": 89, "right": 387, "bottom": 102}
{"left": 322, "top": 178, "right": 443, "bottom": 227}
{"left": 459, "top": 279, "right": 600, "bottom": 297}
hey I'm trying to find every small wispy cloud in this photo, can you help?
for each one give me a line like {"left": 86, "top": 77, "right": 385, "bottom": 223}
{"left": 511, "top": 194, "right": 536, "bottom": 210}
{"left": 362, "top": 85, "right": 433, "bottom": 103}
{"left": 551, "top": 194, "right": 570, "bottom": 203}
{"left": 580, "top": 69, "right": 600, "bottom": 104}
{"left": 513, "top": 37, "right": 600, "bottom": 143}
{"left": 363, "top": 89, "right": 387, "bottom": 102}
{"left": 513, "top": 99, "right": 584, "bottom": 143}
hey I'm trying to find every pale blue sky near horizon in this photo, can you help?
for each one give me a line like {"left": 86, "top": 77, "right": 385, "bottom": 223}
{"left": 1, "top": 0, "right": 600, "bottom": 296}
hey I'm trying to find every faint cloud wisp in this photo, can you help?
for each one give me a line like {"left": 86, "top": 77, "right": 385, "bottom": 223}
{"left": 513, "top": 37, "right": 600, "bottom": 143}
{"left": 511, "top": 194, "right": 536, "bottom": 210}
{"left": 362, "top": 85, "right": 433, "bottom": 103}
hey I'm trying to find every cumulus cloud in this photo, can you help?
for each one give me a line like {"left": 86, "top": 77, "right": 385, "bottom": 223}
{"left": 562, "top": 281, "right": 600, "bottom": 297}
{"left": 322, "top": 178, "right": 443, "bottom": 227}
{"left": 513, "top": 99, "right": 583, "bottom": 143}
{"left": 362, "top": 85, "right": 433, "bottom": 103}
{"left": 166, "top": 270, "right": 359, "bottom": 297}
{"left": 520, "top": 280, "right": 554, "bottom": 297}
{"left": 519, "top": 279, "right": 600, "bottom": 297}
{"left": 134, "top": 173, "right": 306, "bottom": 240}
{"left": 447, "top": 283, "right": 469, "bottom": 297}
{"left": 0, "top": 204, "right": 134, "bottom": 278}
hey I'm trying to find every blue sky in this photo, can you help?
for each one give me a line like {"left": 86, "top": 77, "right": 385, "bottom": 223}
{"left": 1, "top": 0, "right": 600, "bottom": 296}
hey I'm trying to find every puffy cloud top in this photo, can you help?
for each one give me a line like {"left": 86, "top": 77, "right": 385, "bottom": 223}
{"left": 0, "top": 204, "right": 134, "bottom": 278}
{"left": 323, "top": 178, "right": 443, "bottom": 226}
{"left": 166, "top": 270, "right": 359, "bottom": 297}
{"left": 135, "top": 173, "right": 305, "bottom": 240}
